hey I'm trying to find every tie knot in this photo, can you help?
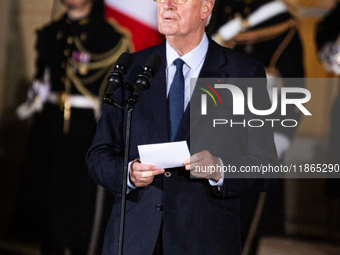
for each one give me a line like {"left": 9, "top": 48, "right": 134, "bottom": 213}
{"left": 173, "top": 58, "right": 185, "bottom": 71}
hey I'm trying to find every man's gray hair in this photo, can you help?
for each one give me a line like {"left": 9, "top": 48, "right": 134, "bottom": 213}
{"left": 201, "top": 0, "right": 215, "bottom": 26}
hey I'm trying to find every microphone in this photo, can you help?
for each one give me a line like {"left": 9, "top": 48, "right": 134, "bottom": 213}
{"left": 104, "top": 52, "right": 133, "bottom": 103}
{"left": 126, "top": 54, "right": 162, "bottom": 106}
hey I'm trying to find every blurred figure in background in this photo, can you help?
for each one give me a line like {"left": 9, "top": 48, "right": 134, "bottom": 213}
{"left": 10, "top": 0, "right": 130, "bottom": 254}
{"left": 316, "top": 0, "right": 340, "bottom": 237}
{"left": 207, "top": 0, "right": 304, "bottom": 254}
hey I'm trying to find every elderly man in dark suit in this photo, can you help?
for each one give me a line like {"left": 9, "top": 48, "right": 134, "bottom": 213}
{"left": 86, "top": 0, "right": 279, "bottom": 254}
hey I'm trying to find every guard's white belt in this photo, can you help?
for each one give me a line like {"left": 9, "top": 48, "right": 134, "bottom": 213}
{"left": 47, "top": 92, "right": 101, "bottom": 120}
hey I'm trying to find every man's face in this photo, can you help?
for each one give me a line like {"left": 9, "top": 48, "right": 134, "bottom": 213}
{"left": 157, "top": 0, "right": 211, "bottom": 38}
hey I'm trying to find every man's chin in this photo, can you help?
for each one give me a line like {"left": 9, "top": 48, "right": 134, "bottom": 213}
{"left": 158, "top": 26, "right": 178, "bottom": 37}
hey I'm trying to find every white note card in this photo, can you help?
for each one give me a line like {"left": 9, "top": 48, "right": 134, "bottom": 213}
{"left": 137, "top": 141, "right": 190, "bottom": 169}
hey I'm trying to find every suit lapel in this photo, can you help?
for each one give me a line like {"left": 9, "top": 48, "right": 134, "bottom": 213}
{"left": 198, "top": 39, "right": 229, "bottom": 79}
{"left": 176, "top": 39, "right": 230, "bottom": 142}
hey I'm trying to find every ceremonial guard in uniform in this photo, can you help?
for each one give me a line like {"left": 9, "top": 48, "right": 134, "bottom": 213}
{"left": 11, "top": 0, "right": 130, "bottom": 254}
{"left": 316, "top": 0, "right": 340, "bottom": 235}
{"left": 207, "top": 0, "right": 304, "bottom": 253}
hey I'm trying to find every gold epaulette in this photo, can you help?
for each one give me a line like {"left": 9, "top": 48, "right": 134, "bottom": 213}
{"left": 106, "top": 17, "right": 135, "bottom": 53}
{"left": 224, "top": 18, "right": 299, "bottom": 71}
{"left": 35, "top": 13, "right": 65, "bottom": 33}
{"left": 225, "top": 18, "right": 298, "bottom": 46}
{"left": 65, "top": 35, "right": 131, "bottom": 101}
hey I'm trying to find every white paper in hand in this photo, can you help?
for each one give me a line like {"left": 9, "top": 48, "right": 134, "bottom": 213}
{"left": 137, "top": 141, "right": 190, "bottom": 169}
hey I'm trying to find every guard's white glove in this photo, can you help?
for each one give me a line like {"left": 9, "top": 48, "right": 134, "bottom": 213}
{"left": 318, "top": 42, "right": 340, "bottom": 75}
{"left": 212, "top": 16, "right": 243, "bottom": 44}
{"left": 32, "top": 80, "right": 51, "bottom": 102}
{"left": 212, "top": 0, "right": 289, "bottom": 45}
{"left": 16, "top": 80, "right": 51, "bottom": 120}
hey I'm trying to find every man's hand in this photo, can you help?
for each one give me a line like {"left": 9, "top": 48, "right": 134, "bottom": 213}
{"left": 130, "top": 160, "right": 165, "bottom": 187}
{"left": 184, "top": 150, "right": 221, "bottom": 181}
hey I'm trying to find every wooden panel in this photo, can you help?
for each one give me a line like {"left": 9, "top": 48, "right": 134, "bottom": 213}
{"left": 0, "top": 0, "right": 11, "bottom": 114}
{"left": 0, "top": 0, "right": 65, "bottom": 114}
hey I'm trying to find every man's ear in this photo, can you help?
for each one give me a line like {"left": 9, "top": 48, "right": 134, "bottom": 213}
{"left": 201, "top": 0, "right": 214, "bottom": 20}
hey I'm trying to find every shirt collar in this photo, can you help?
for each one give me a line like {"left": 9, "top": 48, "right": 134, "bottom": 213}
{"left": 166, "top": 33, "right": 209, "bottom": 70}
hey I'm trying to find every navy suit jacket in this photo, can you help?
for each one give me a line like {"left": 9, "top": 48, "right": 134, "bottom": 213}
{"left": 87, "top": 39, "right": 279, "bottom": 255}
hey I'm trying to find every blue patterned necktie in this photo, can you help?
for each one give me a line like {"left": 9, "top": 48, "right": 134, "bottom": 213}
{"left": 169, "top": 58, "right": 185, "bottom": 142}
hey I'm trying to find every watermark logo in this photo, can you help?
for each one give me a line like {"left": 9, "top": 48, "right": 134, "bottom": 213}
{"left": 200, "top": 84, "right": 312, "bottom": 116}
{"left": 198, "top": 82, "right": 222, "bottom": 115}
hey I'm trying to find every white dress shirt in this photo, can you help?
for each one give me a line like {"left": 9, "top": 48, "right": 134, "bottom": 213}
{"left": 166, "top": 33, "right": 209, "bottom": 109}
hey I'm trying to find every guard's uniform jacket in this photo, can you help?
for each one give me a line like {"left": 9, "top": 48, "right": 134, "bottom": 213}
{"left": 207, "top": 0, "right": 305, "bottom": 250}
{"left": 35, "top": 7, "right": 130, "bottom": 127}
{"left": 207, "top": 0, "right": 304, "bottom": 139}
{"left": 10, "top": 7, "right": 130, "bottom": 251}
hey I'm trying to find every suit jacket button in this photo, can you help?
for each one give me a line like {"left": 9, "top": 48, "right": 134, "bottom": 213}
{"left": 164, "top": 171, "right": 171, "bottom": 177}
{"left": 156, "top": 205, "right": 163, "bottom": 211}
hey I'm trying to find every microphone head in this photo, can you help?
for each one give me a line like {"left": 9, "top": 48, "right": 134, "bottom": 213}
{"left": 144, "top": 54, "right": 162, "bottom": 74}
{"left": 116, "top": 52, "right": 134, "bottom": 70}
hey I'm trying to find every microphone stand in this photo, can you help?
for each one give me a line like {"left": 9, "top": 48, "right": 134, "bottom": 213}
{"left": 104, "top": 54, "right": 161, "bottom": 255}
{"left": 118, "top": 103, "right": 133, "bottom": 255}
{"left": 105, "top": 91, "right": 135, "bottom": 255}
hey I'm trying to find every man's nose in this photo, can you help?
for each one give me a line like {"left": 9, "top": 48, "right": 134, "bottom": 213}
{"left": 163, "top": 0, "right": 176, "bottom": 9}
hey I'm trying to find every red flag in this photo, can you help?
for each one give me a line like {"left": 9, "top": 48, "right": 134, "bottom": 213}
{"left": 105, "top": 0, "right": 165, "bottom": 52}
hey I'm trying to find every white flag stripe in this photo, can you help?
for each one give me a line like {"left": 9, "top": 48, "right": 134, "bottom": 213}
{"left": 105, "top": 0, "right": 158, "bottom": 30}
